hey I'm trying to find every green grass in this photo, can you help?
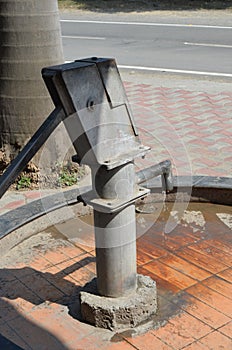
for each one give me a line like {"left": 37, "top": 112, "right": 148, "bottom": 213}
{"left": 16, "top": 175, "right": 31, "bottom": 190}
{"left": 55, "top": 161, "right": 86, "bottom": 187}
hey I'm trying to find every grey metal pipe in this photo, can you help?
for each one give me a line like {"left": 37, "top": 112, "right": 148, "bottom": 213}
{"left": 0, "top": 107, "right": 65, "bottom": 199}
{"left": 93, "top": 162, "right": 137, "bottom": 298}
{"left": 94, "top": 205, "right": 137, "bottom": 298}
{"left": 136, "top": 159, "right": 173, "bottom": 192}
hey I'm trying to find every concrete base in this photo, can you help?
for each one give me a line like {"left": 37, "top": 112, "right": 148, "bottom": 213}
{"left": 80, "top": 274, "right": 157, "bottom": 331}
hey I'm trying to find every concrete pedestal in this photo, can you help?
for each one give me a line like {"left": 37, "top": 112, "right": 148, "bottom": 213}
{"left": 80, "top": 274, "right": 157, "bottom": 331}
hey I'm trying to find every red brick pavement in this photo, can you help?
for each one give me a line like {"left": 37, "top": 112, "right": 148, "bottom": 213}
{"left": 124, "top": 83, "right": 232, "bottom": 178}
{"left": 0, "top": 202, "right": 232, "bottom": 349}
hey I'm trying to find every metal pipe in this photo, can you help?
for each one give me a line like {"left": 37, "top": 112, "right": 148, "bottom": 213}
{"left": 93, "top": 162, "right": 137, "bottom": 298}
{"left": 136, "top": 159, "right": 173, "bottom": 192}
{"left": 0, "top": 107, "right": 65, "bottom": 199}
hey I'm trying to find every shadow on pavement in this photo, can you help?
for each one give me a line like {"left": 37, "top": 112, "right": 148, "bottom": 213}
{"left": 0, "top": 256, "right": 96, "bottom": 349}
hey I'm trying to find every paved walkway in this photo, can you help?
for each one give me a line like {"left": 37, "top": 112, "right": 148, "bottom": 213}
{"left": 0, "top": 78, "right": 232, "bottom": 349}
{"left": 125, "top": 81, "right": 232, "bottom": 178}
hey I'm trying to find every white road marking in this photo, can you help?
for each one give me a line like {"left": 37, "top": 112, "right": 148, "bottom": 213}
{"left": 65, "top": 60, "right": 232, "bottom": 77}
{"left": 61, "top": 19, "right": 232, "bottom": 30}
{"left": 184, "top": 42, "right": 232, "bottom": 48}
{"left": 62, "top": 35, "right": 106, "bottom": 40}
{"left": 118, "top": 65, "right": 232, "bottom": 77}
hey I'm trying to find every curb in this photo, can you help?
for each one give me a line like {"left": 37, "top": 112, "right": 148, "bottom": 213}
{"left": 0, "top": 176, "right": 231, "bottom": 254}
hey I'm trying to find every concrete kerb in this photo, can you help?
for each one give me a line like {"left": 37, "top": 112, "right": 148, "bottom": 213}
{"left": 0, "top": 186, "right": 91, "bottom": 256}
{"left": 0, "top": 175, "right": 231, "bottom": 257}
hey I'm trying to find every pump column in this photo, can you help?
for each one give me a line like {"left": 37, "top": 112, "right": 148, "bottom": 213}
{"left": 93, "top": 162, "right": 137, "bottom": 298}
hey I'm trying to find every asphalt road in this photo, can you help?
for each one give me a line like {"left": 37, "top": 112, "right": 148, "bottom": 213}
{"left": 60, "top": 17, "right": 232, "bottom": 77}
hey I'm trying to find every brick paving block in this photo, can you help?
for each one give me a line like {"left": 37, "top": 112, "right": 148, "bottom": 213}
{"left": 126, "top": 331, "right": 172, "bottom": 349}
{"left": 53, "top": 257, "right": 81, "bottom": 274}
{"left": 74, "top": 252, "right": 96, "bottom": 274}
{"left": 159, "top": 253, "right": 211, "bottom": 281}
{"left": 4, "top": 199, "right": 26, "bottom": 209}
{"left": 43, "top": 249, "right": 71, "bottom": 265}
{"left": 186, "top": 284, "right": 232, "bottom": 317}
{"left": 0, "top": 268, "right": 16, "bottom": 283}
{"left": 166, "top": 230, "right": 197, "bottom": 248}
{"left": 218, "top": 321, "right": 232, "bottom": 338}
{"left": 8, "top": 313, "right": 69, "bottom": 350}
{"left": 0, "top": 192, "right": 25, "bottom": 205}
{"left": 62, "top": 245, "right": 86, "bottom": 259}
{"left": 20, "top": 271, "right": 65, "bottom": 302}
{"left": 0, "top": 278, "right": 42, "bottom": 316}
{"left": 176, "top": 247, "right": 228, "bottom": 274}
{"left": 70, "top": 231, "right": 95, "bottom": 249}
{"left": 0, "top": 298, "right": 22, "bottom": 323}
{"left": 142, "top": 260, "right": 196, "bottom": 291}
{"left": 42, "top": 269, "right": 78, "bottom": 297}
{"left": 201, "top": 276, "right": 232, "bottom": 300}
{"left": 29, "top": 256, "right": 54, "bottom": 271}
{"left": 0, "top": 322, "right": 30, "bottom": 350}
{"left": 142, "top": 233, "right": 182, "bottom": 252}
{"left": 24, "top": 191, "right": 41, "bottom": 200}
{"left": 67, "top": 334, "right": 112, "bottom": 350}
{"left": 168, "top": 312, "right": 212, "bottom": 340}
{"left": 183, "top": 295, "right": 230, "bottom": 329}
{"left": 207, "top": 240, "right": 232, "bottom": 255}
{"left": 31, "top": 305, "right": 93, "bottom": 347}
{"left": 154, "top": 321, "right": 194, "bottom": 349}
{"left": 183, "top": 341, "right": 211, "bottom": 349}
{"left": 137, "top": 239, "right": 168, "bottom": 260}
{"left": 199, "top": 330, "right": 232, "bottom": 349}
{"left": 188, "top": 242, "right": 232, "bottom": 267}
{"left": 26, "top": 301, "right": 61, "bottom": 324}
{"left": 12, "top": 296, "right": 41, "bottom": 317}
{"left": 136, "top": 249, "right": 154, "bottom": 266}
{"left": 127, "top": 83, "right": 232, "bottom": 178}
{"left": 90, "top": 249, "right": 96, "bottom": 257}
{"left": 194, "top": 168, "right": 226, "bottom": 177}
{"left": 107, "top": 340, "right": 138, "bottom": 350}
{"left": 76, "top": 242, "right": 95, "bottom": 252}
{"left": 63, "top": 265, "right": 96, "bottom": 286}
{"left": 138, "top": 266, "right": 180, "bottom": 294}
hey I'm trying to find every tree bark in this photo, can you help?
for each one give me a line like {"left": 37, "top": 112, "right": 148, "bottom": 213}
{"left": 0, "top": 0, "right": 64, "bottom": 166}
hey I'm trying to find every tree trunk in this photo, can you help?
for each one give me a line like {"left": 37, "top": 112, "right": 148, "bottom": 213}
{"left": 0, "top": 0, "right": 64, "bottom": 167}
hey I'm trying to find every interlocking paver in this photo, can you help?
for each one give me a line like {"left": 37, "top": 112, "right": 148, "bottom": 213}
{"left": 0, "top": 322, "right": 30, "bottom": 350}
{"left": 159, "top": 253, "right": 211, "bottom": 281}
{"left": 125, "top": 83, "right": 232, "bottom": 178}
{"left": 127, "top": 331, "right": 172, "bottom": 349}
{"left": 183, "top": 341, "right": 210, "bottom": 349}
{"left": 187, "top": 242, "right": 232, "bottom": 267}
{"left": 175, "top": 247, "right": 228, "bottom": 274}
{"left": 142, "top": 260, "right": 197, "bottom": 291}
{"left": 198, "top": 331, "right": 232, "bottom": 349}
{"left": 201, "top": 276, "right": 232, "bottom": 300}
{"left": 183, "top": 295, "right": 230, "bottom": 329}
{"left": 186, "top": 284, "right": 232, "bottom": 317}
{"left": 154, "top": 320, "right": 194, "bottom": 349}
{"left": 168, "top": 312, "right": 212, "bottom": 340}
{"left": 218, "top": 321, "right": 232, "bottom": 338}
